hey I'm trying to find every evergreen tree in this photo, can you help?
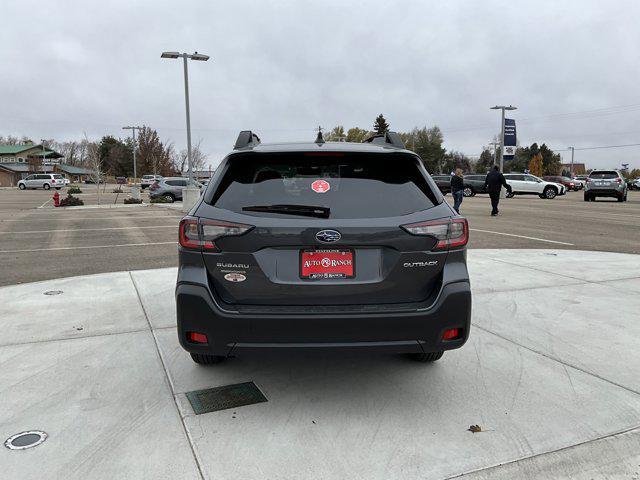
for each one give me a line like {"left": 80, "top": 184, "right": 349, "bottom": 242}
{"left": 475, "top": 149, "right": 495, "bottom": 173}
{"left": 373, "top": 114, "right": 389, "bottom": 134}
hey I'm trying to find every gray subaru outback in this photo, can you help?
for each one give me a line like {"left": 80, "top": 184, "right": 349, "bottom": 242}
{"left": 176, "top": 131, "right": 471, "bottom": 365}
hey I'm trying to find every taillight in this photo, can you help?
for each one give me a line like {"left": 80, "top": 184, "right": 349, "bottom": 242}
{"left": 401, "top": 218, "right": 469, "bottom": 250}
{"left": 179, "top": 216, "right": 254, "bottom": 251}
{"left": 615, "top": 178, "right": 622, "bottom": 183}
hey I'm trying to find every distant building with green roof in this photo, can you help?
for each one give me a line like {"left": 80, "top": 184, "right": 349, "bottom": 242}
{"left": 0, "top": 143, "right": 85, "bottom": 186}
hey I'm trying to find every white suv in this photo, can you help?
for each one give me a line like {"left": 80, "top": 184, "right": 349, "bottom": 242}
{"left": 503, "top": 173, "right": 565, "bottom": 199}
{"left": 141, "top": 175, "right": 163, "bottom": 189}
{"left": 18, "top": 173, "right": 66, "bottom": 190}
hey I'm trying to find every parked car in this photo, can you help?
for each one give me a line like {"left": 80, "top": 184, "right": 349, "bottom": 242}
{"left": 431, "top": 174, "right": 452, "bottom": 195}
{"left": 141, "top": 174, "right": 163, "bottom": 189}
{"left": 17, "top": 173, "right": 66, "bottom": 190}
{"left": 584, "top": 170, "right": 628, "bottom": 202}
{"left": 84, "top": 176, "right": 105, "bottom": 184}
{"left": 463, "top": 174, "right": 490, "bottom": 196}
{"left": 543, "top": 175, "right": 580, "bottom": 191}
{"left": 149, "top": 177, "right": 203, "bottom": 202}
{"left": 175, "top": 130, "right": 471, "bottom": 365}
{"left": 629, "top": 178, "right": 640, "bottom": 191}
{"left": 503, "top": 173, "right": 565, "bottom": 199}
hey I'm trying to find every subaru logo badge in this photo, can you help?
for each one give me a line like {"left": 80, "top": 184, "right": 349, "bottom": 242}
{"left": 316, "top": 229, "right": 341, "bottom": 243}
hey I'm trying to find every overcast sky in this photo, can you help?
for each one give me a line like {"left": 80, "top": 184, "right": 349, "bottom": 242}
{"left": 2, "top": 0, "right": 639, "bottom": 170}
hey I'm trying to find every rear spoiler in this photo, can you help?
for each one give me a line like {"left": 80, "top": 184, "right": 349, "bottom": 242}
{"left": 362, "top": 131, "right": 405, "bottom": 149}
{"left": 233, "top": 130, "right": 261, "bottom": 150}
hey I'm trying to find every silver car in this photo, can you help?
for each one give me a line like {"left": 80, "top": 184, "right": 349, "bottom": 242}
{"left": 141, "top": 174, "right": 163, "bottom": 189}
{"left": 584, "top": 170, "right": 628, "bottom": 202}
{"left": 18, "top": 173, "right": 66, "bottom": 190}
{"left": 148, "top": 177, "right": 202, "bottom": 202}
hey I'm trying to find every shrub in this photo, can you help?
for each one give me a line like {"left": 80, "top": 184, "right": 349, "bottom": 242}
{"left": 124, "top": 197, "right": 143, "bottom": 204}
{"left": 150, "top": 196, "right": 171, "bottom": 203}
{"left": 68, "top": 186, "right": 82, "bottom": 194}
{"left": 59, "top": 194, "right": 84, "bottom": 207}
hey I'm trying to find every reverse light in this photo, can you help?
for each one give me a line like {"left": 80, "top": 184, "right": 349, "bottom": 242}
{"left": 179, "top": 216, "right": 254, "bottom": 251}
{"left": 401, "top": 218, "right": 469, "bottom": 250}
{"left": 187, "top": 332, "right": 208, "bottom": 344}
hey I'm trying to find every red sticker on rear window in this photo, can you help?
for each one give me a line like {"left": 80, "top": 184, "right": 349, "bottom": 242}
{"left": 311, "top": 179, "right": 330, "bottom": 193}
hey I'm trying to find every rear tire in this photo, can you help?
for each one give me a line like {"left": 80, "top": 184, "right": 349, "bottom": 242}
{"left": 190, "top": 353, "right": 226, "bottom": 365}
{"left": 463, "top": 187, "right": 474, "bottom": 197}
{"left": 543, "top": 187, "right": 557, "bottom": 199}
{"left": 18, "top": 183, "right": 26, "bottom": 190}
{"left": 408, "top": 351, "right": 444, "bottom": 362}
{"left": 43, "top": 183, "right": 51, "bottom": 190}
{"left": 163, "top": 193, "right": 175, "bottom": 203}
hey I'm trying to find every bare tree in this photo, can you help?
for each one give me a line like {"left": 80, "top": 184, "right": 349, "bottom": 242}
{"left": 85, "top": 134, "right": 103, "bottom": 204}
{"left": 175, "top": 139, "right": 208, "bottom": 175}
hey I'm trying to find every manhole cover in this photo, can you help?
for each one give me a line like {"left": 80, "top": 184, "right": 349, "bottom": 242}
{"left": 186, "top": 382, "right": 267, "bottom": 414}
{"left": 44, "top": 290, "right": 63, "bottom": 296}
{"left": 5, "top": 431, "right": 47, "bottom": 450}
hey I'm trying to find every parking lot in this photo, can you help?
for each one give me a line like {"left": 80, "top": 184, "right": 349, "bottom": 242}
{"left": 0, "top": 187, "right": 639, "bottom": 286}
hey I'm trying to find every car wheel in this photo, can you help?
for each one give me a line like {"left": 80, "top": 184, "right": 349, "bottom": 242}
{"left": 163, "top": 194, "right": 175, "bottom": 203}
{"left": 543, "top": 187, "right": 557, "bottom": 199}
{"left": 43, "top": 183, "right": 50, "bottom": 190}
{"left": 190, "top": 353, "right": 226, "bottom": 365}
{"left": 463, "top": 187, "right": 474, "bottom": 197}
{"left": 408, "top": 351, "right": 444, "bottom": 362}
{"left": 18, "top": 183, "right": 26, "bottom": 190}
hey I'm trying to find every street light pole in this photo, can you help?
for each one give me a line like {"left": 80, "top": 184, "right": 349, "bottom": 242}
{"left": 568, "top": 146, "right": 575, "bottom": 176}
{"left": 122, "top": 126, "right": 142, "bottom": 180}
{"left": 161, "top": 51, "right": 210, "bottom": 186}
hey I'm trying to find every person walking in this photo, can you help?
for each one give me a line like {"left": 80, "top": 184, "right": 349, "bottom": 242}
{"left": 450, "top": 167, "right": 464, "bottom": 214}
{"left": 483, "top": 165, "right": 512, "bottom": 216}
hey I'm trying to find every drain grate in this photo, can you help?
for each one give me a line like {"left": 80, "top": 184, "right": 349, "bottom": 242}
{"left": 186, "top": 382, "right": 267, "bottom": 414}
{"left": 5, "top": 431, "right": 48, "bottom": 450}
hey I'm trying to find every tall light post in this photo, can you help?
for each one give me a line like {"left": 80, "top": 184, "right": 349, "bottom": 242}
{"left": 122, "top": 126, "right": 142, "bottom": 180}
{"left": 567, "top": 146, "right": 575, "bottom": 176}
{"left": 161, "top": 51, "right": 210, "bottom": 186}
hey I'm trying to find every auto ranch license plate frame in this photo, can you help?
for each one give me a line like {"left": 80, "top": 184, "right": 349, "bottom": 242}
{"left": 299, "top": 248, "right": 355, "bottom": 280}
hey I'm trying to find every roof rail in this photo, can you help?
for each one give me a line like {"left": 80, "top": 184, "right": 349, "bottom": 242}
{"left": 362, "top": 131, "right": 405, "bottom": 149}
{"left": 233, "top": 130, "right": 261, "bottom": 150}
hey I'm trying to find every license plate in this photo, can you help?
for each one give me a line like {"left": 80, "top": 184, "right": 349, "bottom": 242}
{"left": 300, "top": 249, "right": 355, "bottom": 280}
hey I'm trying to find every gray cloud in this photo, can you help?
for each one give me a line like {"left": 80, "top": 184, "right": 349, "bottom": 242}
{"left": 1, "top": 0, "right": 639, "bottom": 169}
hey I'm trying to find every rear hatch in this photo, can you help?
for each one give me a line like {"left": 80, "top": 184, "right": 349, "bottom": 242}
{"left": 588, "top": 171, "right": 619, "bottom": 189}
{"left": 190, "top": 150, "right": 461, "bottom": 307}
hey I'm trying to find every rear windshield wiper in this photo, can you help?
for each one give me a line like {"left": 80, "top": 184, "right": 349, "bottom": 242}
{"left": 242, "top": 204, "right": 330, "bottom": 218}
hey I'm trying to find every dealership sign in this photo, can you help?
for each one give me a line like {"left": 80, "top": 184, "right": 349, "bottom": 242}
{"left": 503, "top": 118, "right": 517, "bottom": 160}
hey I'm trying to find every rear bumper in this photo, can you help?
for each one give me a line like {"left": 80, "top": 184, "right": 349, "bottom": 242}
{"left": 586, "top": 188, "right": 624, "bottom": 197}
{"left": 176, "top": 280, "right": 471, "bottom": 356}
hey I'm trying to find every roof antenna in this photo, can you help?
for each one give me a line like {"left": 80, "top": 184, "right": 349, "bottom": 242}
{"left": 315, "top": 125, "right": 325, "bottom": 144}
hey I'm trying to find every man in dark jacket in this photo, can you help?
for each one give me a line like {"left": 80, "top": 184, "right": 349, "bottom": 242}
{"left": 484, "top": 165, "right": 512, "bottom": 216}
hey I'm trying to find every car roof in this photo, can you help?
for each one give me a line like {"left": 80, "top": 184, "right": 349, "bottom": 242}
{"left": 230, "top": 141, "right": 416, "bottom": 155}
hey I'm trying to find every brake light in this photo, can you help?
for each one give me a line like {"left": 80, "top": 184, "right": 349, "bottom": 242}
{"left": 179, "top": 216, "right": 254, "bottom": 251}
{"left": 615, "top": 178, "right": 622, "bottom": 183}
{"left": 401, "top": 218, "right": 469, "bottom": 250}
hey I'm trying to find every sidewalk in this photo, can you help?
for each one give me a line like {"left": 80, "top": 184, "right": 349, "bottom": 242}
{"left": 1, "top": 250, "right": 640, "bottom": 479}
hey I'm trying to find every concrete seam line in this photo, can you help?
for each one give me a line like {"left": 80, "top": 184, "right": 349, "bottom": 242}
{"left": 0, "top": 327, "right": 149, "bottom": 348}
{"left": 0, "top": 225, "right": 178, "bottom": 235}
{"left": 128, "top": 272, "right": 206, "bottom": 480}
{"left": 0, "top": 241, "right": 177, "bottom": 253}
{"left": 485, "top": 256, "right": 638, "bottom": 286}
{"left": 473, "top": 323, "right": 640, "bottom": 396}
{"left": 469, "top": 228, "right": 574, "bottom": 246}
{"left": 443, "top": 424, "right": 640, "bottom": 479}
{"left": 472, "top": 280, "right": 590, "bottom": 295}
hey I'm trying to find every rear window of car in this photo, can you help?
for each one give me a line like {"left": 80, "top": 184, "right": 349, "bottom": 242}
{"left": 589, "top": 171, "right": 618, "bottom": 179}
{"left": 208, "top": 151, "right": 440, "bottom": 219}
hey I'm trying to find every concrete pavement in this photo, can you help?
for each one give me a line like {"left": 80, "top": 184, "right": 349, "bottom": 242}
{"left": 2, "top": 249, "right": 640, "bottom": 479}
